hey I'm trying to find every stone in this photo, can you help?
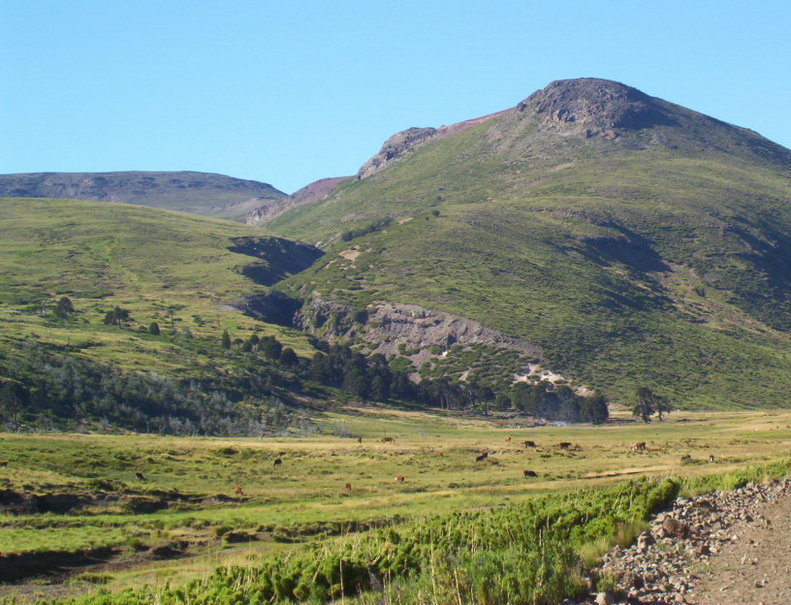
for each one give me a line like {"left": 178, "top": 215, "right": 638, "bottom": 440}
{"left": 594, "top": 592, "right": 614, "bottom": 605}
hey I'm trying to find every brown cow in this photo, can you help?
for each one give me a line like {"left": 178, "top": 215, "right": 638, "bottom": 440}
{"left": 523, "top": 470, "right": 538, "bottom": 478}
{"left": 134, "top": 472, "right": 146, "bottom": 481}
{"left": 632, "top": 442, "right": 647, "bottom": 452}
{"left": 356, "top": 437, "right": 362, "bottom": 444}
{"left": 273, "top": 458, "right": 282, "bottom": 466}
{"left": 475, "top": 450, "right": 489, "bottom": 462}
{"left": 523, "top": 440, "right": 536, "bottom": 448}
{"left": 505, "top": 436, "right": 512, "bottom": 442}
{"left": 680, "top": 455, "right": 692, "bottom": 463}
{"left": 234, "top": 486, "right": 244, "bottom": 495}
{"left": 558, "top": 442, "right": 573, "bottom": 450}
{"left": 344, "top": 483, "right": 352, "bottom": 491}
{"left": 394, "top": 475, "right": 405, "bottom": 483}
{"left": 381, "top": 437, "right": 394, "bottom": 443}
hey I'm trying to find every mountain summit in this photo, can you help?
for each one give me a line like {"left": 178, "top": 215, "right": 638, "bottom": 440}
{"left": 518, "top": 78, "right": 676, "bottom": 131}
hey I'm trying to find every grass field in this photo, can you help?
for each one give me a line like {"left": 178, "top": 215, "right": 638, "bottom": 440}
{"left": 1, "top": 408, "right": 789, "bottom": 602}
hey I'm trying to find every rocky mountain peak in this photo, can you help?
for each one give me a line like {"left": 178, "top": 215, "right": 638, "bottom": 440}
{"left": 518, "top": 78, "right": 676, "bottom": 131}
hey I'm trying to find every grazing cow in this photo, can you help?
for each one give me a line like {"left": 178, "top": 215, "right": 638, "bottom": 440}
{"left": 558, "top": 442, "right": 573, "bottom": 450}
{"left": 381, "top": 437, "right": 394, "bottom": 443}
{"left": 356, "top": 437, "right": 362, "bottom": 444}
{"left": 680, "top": 455, "right": 692, "bottom": 463}
{"left": 505, "top": 436, "right": 512, "bottom": 442}
{"left": 273, "top": 458, "right": 282, "bottom": 466}
{"left": 0, "top": 462, "right": 8, "bottom": 468}
{"left": 344, "top": 483, "right": 352, "bottom": 491}
{"left": 234, "top": 486, "right": 244, "bottom": 495}
{"left": 632, "top": 442, "right": 647, "bottom": 452}
{"left": 708, "top": 455, "right": 715, "bottom": 462}
{"left": 475, "top": 450, "right": 489, "bottom": 462}
{"left": 134, "top": 472, "right": 146, "bottom": 481}
{"left": 394, "top": 475, "right": 405, "bottom": 483}
{"left": 523, "top": 470, "right": 538, "bottom": 478}
{"left": 523, "top": 441, "right": 536, "bottom": 448}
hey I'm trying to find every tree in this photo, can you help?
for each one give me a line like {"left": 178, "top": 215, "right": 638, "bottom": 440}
{"left": 260, "top": 336, "right": 282, "bottom": 360}
{"left": 148, "top": 322, "right": 161, "bottom": 336}
{"left": 654, "top": 393, "right": 674, "bottom": 421}
{"left": 580, "top": 393, "right": 609, "bottom": 425}
{"left": 221, "top": 329, "right": 232, "bottom": 350}
{"left": 54, "top": 296, "right": 74, "bottom": 318}
{"left": 103, "top": 306, "right": 131, "bottom": 326}
{"left": 0, "top": 380, "right": 29, "bottom": 421}
{"left": 633, "top": 387, "right": 656, "bottom": 423}
{"left": 280, "top": 347, "right": 299, "bottom": 366}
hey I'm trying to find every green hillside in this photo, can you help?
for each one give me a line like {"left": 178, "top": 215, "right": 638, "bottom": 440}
{"left": 0, "top": 198, "right": 328, "bottom": 433}
{"left": 266, "top": 79, "right": 791, "bottom": 408}
{"left": 0, "top": 171, "right": 286, "bottom": 221}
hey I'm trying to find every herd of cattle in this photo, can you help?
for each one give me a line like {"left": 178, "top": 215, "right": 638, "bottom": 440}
{"left": 0, "top": 439, "right": 716, "bottom": 497}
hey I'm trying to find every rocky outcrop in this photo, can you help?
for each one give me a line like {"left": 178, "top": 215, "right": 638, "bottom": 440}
{"left": 296, "top": 295, "right": 542, "bottom": 361}
{"left": 518, "top": 78, "right": 678, "bottom": 134}
{"left": 357, "top": 127, "right": 438, "bottom": 179}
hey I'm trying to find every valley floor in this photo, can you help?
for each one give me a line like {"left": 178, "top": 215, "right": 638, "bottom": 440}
{"left": 0, "top": 408, "right": 789, "bottom": 603}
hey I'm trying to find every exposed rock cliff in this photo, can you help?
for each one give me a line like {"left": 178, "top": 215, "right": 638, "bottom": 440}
{"left": 296, "top": 294, "right": 542, "bottom": 361}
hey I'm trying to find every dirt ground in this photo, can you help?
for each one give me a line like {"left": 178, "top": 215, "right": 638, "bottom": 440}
{"left": 689, "top": 493, "right": 791, "bottom": 605}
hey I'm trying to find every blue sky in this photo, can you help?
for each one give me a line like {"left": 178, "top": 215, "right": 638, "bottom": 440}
{"left": 2, "top": 1, "right": 790, "bottom": 193}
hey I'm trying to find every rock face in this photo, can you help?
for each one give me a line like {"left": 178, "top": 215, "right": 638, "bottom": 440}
{"left": 296, "top": 295, "right": 542, "bottom": 364}
{"left": 517, "top": 78, "right": 678, "bottom": 133}
{"left": 357, "top": 127, "right": 438, "bottom": 179}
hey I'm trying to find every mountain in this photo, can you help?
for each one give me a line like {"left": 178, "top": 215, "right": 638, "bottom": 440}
{"left": 265, "top": 78, "right": 791, "bottom": 408}
{"left": 0, "top": 171, "right": 287, "bottom": 221}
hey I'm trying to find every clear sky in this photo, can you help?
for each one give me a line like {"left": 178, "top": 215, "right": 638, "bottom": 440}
{"left": 2, "top": 1, "right": 790, "bottom": 194}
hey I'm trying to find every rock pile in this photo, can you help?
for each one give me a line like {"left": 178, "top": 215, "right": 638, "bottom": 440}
{"left": 563, "top": 477, "right": 791, "bottom": 605}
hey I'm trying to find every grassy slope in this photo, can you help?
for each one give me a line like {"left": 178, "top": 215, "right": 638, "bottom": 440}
{"left": 266, "top": 103, "right": 791, "bottom": 408}
{"left": 0, "top": 198, "right": 316, "bottom": 377}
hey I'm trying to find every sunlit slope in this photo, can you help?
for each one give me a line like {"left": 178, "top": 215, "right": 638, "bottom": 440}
{"left": 267, "top": 79, "right": 791, "bottom": 407}
{"left": 0, "top": 198, "right": 320, "bottom": 373}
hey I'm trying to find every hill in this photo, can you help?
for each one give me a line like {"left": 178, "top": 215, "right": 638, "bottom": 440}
{"left": 0, "top": 197, "right": 330, "bottom": 433}
{"left": 265, "top": 78, "right": 791, "bottom": 408}
{"left": 0, "top": 171, "right": 287, "bottom": 221}
{"left": 244, "top": 176, "right": 350, "bottom": 226}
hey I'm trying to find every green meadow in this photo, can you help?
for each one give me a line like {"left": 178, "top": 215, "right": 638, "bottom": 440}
{"left": 1, "top": 407, "right": 789, "bottom": 603}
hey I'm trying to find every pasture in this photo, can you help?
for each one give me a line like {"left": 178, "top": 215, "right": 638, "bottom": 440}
{"left": 1, "top": 407, "right": 790, "bottom": 603}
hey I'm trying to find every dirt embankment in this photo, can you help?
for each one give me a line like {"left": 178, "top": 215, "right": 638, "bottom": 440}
{"left": 573, "top": 477, "right": 791, "bottom": 605}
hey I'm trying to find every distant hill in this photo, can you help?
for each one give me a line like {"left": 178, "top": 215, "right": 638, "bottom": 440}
{"left": 244, "top": 176, "right": 350, "bottom": 226}
{"left": 266, "top": 78, "right": 791, "bottom": 408}
{"left": 0, "top": 171, "right": 287, "bottom": 221}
